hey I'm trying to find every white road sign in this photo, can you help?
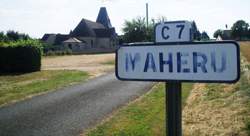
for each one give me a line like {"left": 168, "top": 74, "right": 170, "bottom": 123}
{"left": 155, "top": 21, "right": 192, "bottom": 43}
{"left": 116, "top": 42, "right": 240, "bottom": 83}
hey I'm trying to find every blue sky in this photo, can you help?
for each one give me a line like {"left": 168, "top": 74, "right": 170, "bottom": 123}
{"left": 0, "top": 0, "right": 249, "bottom": 38}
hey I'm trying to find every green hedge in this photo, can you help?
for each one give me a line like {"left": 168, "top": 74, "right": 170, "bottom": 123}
{"left": 0, "top": 45, "right": 41, "bottom": 73}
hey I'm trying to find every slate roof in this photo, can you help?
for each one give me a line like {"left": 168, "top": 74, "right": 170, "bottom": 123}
{"left": 96, "top": 7, "right": 112, "bottom": 28}
{"left": 41, "top": 34, "right": 56, "bottom": 41}
{"left": 54, "top": 34, "right": 70, "bottom": 45}
{"left": 71, "top": 19, "right": 105, "bottom": 37}
{"left": 94, "top": 28, "right": 116, "bottom": 38}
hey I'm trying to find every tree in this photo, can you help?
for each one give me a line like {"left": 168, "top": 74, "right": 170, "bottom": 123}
{"left": 201, "top": 31, "right": 210, "bottom": 41}
{"left": 248, "top": 29, "right": 250, "bottom": 39}
{"left": 231, "top": 20, "right": 249, "bottom": 40}
{"left": 213, "top": 29, "right": 223, "bottom": 38}
{"left": 122, "top": 17, "right": 154, "bottom": 43}
{"left": 191, "top": 21, "right": 201, "bottom": 41}
{"left": 6, "top": 30, "right": 19, "bottom": 41}
{"left": 5, "top": 30, "right": 31, "bottom": 41}
{"left": 0, "top": 32, "right": 8, "bottom": 42}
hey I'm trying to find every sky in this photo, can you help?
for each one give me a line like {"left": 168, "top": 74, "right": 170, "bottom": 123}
{"left": 0, "top": 0, "right": 250, "bottom": 38}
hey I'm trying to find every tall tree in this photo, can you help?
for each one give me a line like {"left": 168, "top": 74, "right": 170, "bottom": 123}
{"left": 248, "top": 28, "right": 250, "bottom": 39}
{"left": 0, "top": 32, "right": 7, "bottom": 42}
{"left": 122, "top": 17, "right": 154, "bottom": 43}
{"left": 6, "top": 30, "right": 19, "bottom": 41}
{"left": 201, "top": 31, "right": 210, "bottom": 41}
{"left": 191, "top": 21, "right": 201, "bottom": 41}
{"left": 5, "top": 30, "right": 31, "bottom": 41}
{"left": 213, "top": 29, "right": 223, "bottom": 38}
{"left": 231, "top": 20, "right": 249, "bottom": 40}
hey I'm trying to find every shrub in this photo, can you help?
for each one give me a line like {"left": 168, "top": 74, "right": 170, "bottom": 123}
{"left": 44, "top": 49, "right": 72, "bottom": 56}
{"left": 0, "top": 45, "right": 41, "bottom": 73}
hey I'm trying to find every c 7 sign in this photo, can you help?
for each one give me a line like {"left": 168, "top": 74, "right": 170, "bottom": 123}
{"left": 155, "top": 21, "right": 192, "bottom": 43}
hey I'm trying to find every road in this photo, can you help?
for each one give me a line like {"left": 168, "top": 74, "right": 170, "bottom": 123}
{"left": 0, "top": 73, "right": 154, "bottom": 136}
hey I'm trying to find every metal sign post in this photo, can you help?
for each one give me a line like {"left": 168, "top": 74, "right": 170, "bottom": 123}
{"left": 115, "top": 21, "right": 240, "bottom": 136}
{"left": 155, "top": 21, "right": 191, "bottom": 136}
{"left": 167, "top": 81, "right": 182, "bottom": 136}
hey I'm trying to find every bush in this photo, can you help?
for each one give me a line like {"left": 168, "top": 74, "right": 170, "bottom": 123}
{"left": 0, "top": 45, "right": 41, "bottom": 73}
{"left": 44, "top": 49, "right": 72, "bottom": 56}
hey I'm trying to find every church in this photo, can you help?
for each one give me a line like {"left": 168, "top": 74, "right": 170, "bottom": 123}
{"left": 41, "top": 7, "right": 118, "bottom": 53}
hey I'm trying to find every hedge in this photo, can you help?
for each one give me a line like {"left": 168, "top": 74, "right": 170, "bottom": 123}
{"left": 0, "top": 45, "right": 41, "bottom": 73}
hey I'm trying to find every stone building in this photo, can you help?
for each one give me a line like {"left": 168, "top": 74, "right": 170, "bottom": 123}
{"left": 41, "top": 7, "right": 118, "bottom": 53}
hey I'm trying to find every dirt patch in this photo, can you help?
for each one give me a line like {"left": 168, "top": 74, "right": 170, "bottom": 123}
{"left": 42, "top": 54, "right": 115, "bottom": 77}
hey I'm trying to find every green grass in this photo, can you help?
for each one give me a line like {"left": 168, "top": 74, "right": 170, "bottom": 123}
{"left": 235, "top": 70, "right": 250, "bottom": 134}
{"left": 0, "top": 70, "right": 89, "bottom": 106}
{"left": 101, "top": 60, "right": 115, "bottom": 65}
{"left": 85, "top": 83, "right": 193, "bottom": 136}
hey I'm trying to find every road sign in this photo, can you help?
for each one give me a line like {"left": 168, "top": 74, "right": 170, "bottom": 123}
{"left": 155, "top": 21, "right": 192, "bottom": 43}
{"left": 116, "top": 41, "right": 240, "bottom": 83}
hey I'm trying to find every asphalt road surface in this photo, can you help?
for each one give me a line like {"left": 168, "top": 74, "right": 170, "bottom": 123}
{"left": 0, "top": 73, "right": 154, "bottom": 136}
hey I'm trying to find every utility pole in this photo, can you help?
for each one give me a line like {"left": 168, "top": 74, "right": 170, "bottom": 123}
{"left": 146, "top": 3, "right": 149, "bottom": 28}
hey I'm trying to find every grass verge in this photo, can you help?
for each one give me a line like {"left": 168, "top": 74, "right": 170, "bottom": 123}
{"left": 182, "top": 55, "right": 250, "bottom": 135}
{"left": 0, "top": 70, "right": 89, "bottom": 106}
{"left": 84, "top": 83, "right": 193, "bottom": 136}
{"left": 240, "top": 41, "right": 250, "bottom": 62}
{"left": 101, "top": 60, "right": 115, "bottom": 65}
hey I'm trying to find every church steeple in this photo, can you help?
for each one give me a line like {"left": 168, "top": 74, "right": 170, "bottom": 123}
{"left": 96, "top": 7, "right": 112, "bottom": 28}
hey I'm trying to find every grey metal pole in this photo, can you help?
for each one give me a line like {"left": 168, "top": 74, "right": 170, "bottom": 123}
{"left": 146, "top": 3, "right": 149, "bottom": 28}
{"left": 166, "top": 81, "right": 182, "bottom": 136}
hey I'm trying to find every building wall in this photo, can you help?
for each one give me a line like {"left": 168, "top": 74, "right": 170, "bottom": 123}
{"left": 63, "top": 42, "right": 87, "bottom": 52}
{"left": 96, "top": 38, "right": 111, "bottom": 48}
{"left": 53, "top": 36, "right": 118, "bottom": 54}
{"left": 77, "top": 37, "right": 97, "bottom": 48}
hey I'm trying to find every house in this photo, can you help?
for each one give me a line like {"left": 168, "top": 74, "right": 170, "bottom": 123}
{"left": 41, "top": 7, "right": 118, "bottom": 53}
{"left": 217, "top": 30, "right": 232, "bottom": 40}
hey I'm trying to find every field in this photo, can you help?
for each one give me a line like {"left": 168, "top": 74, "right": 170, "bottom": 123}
{"left": 42, "top": 53, "right": 115, "bottom": 77}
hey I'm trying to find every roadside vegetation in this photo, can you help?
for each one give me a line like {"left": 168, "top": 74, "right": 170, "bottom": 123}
{"left": 0, "top": 70, "right": 89, "bottom": 106}
{"left": 84, "top": 83, "right": 193, "bottom": 136}
{"left": 101, "top": 60, "right": 115, "bottom": 65}
{"left": 183, "top": 55, "right": 250, "bottom": 135}
{"left": 240, "top": 41, "right": 250, "bottom": 62}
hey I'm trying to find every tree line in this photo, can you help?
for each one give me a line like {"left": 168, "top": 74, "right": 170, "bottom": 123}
{"left": 213, "top": 20, "right": 250, "bottom": 40}
{"left": 0, "top": 30, "right": 31, "bottom": 42}
{"left": 120, "top": 17, "right": 210, "bottom": 43}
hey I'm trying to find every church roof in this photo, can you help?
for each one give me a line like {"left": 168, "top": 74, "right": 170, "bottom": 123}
{"left": 41, "top": 34, "right": 56, "bottom": 41}
{"left": 94, "top": 28, "right": 116, "bottom": 38}
{"left": 54, "top": 34, "right": 70, "bottom": 45}
{"left": 71, "top": 19, "right": 105, "bottom": 37}
{"left": 96, "top": 7, "right": 112, "bottom": 28}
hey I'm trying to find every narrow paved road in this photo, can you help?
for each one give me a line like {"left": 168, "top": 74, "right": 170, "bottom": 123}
{"left": 0, "top": 73, "right": 154, "bottom": 136}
